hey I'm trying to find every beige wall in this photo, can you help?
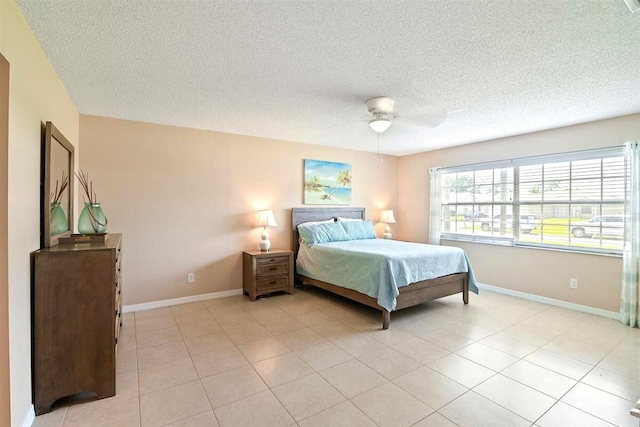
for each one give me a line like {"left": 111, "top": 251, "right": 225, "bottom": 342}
{"left": 398, "top": 114, "right": 640, "bottom": 312}
{"left": 79, "top": 115, "right": 397, "bottom": 306}
{"left": 1, "top": 1, "right": 79, "bottom": 424}
{"left": 5, "top": 1, "right": 638, "bottom": 421}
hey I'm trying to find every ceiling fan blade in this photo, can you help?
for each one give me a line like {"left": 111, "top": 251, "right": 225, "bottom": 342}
{"left": 399, "top": 112, "right": 447, "bottom": 129}
{"left": 378, "top": 121, "right": 429, "bottom": 137}
{"left": 399, "top": 106, "right": 468, "bottom": 129}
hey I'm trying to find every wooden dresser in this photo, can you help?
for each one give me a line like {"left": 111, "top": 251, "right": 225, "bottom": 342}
{"left": 242, "top": 249, "right": 293, "bottom": 301}
{"left": 32, "top": 233, "right": 122, "bottom": 415}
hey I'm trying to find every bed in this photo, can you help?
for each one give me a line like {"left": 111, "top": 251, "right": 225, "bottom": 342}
{"left": 292, "top": 207, "right": 478, "bottom": 329}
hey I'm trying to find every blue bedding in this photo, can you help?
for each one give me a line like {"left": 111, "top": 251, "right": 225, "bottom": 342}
{"left": 296, "top": 239, "right": 478, "bottom": 312}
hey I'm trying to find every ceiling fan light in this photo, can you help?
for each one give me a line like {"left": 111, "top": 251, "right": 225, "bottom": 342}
{"left": 369, "top": 116, "right": 392, "bottom": 133}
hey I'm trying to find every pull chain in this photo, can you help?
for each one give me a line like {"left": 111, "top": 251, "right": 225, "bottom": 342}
{"left": 378, "top": 133, "right": 383, "bottom": 162}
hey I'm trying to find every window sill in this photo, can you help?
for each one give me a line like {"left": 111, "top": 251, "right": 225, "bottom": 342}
{"left": 440, "top": 233, "right": 513, "bottom": 246}
{"left": 440, "top": 236, "right": 623, "bottom": 258}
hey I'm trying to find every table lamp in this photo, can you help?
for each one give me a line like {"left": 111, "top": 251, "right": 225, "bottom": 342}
{"left": 380, "top": 210, "right": 396, "bottom": 239}
{"left": 257, "top": 210, "right": 277, "bottom": 251}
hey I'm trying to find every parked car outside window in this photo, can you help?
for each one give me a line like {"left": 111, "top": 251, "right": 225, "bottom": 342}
{"left": 570, "top": 215, "right": 626, "bottom": 238}
{"left": 464, "top": 211, "right": 488, "bottom": 220}
{"left": 481, "top": 214, "right": 539, "bottom": 233}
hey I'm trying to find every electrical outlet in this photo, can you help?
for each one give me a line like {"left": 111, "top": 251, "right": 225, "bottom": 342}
{"left": 187, "top": 273, "right": 195, "bottom": 283}
{"left": 569, "top": 278, "right": 578, "bottom": 289}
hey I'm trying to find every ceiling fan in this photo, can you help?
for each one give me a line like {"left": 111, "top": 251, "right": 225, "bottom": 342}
{"left": 366, "top": 97, "right": 396, "bottom": 133}
{"left": 365, "top": 96, "right": 465, "bottom": 133}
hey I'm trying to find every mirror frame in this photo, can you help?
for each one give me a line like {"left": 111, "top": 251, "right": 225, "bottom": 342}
{"left": 42, "top": 122, "right": 74, "bottom": 248}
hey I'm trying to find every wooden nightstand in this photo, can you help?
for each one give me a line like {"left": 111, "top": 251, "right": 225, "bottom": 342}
{"left": 242, "top": 249, "right": 293, "bottom": 301}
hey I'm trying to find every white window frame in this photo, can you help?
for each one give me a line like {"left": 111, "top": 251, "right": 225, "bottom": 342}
{"left": 436, "top": 146, "right": 627, "bottom": 255}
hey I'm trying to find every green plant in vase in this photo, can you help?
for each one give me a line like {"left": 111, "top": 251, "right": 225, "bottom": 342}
{"left": 50, "top": 171, "right": 69, "bottom": 235}
{"left": 75, "top": 169, "right": 108, "bottom": 234}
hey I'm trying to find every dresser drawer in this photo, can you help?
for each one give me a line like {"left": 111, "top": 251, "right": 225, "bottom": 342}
{"left": 115, "top": 315, "right": 120, "bottom": 340}
{"left": 257, "top": 262, "right": 288, "bottom": 277}
{"left": 115, "top": 279, "right": 121, "bottom": 309}
{"left": 256, "top": 275, "right": 289, "bottom": 291}
{"left": 115, "top": 246, "right": 122, "bottom": 270}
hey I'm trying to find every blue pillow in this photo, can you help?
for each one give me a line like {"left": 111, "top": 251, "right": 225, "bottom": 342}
{"left": 341, "top": 220, "right": 377, "bottom": 240}
{"left": 298, "top": 222, "right": 350, "bottom": 245}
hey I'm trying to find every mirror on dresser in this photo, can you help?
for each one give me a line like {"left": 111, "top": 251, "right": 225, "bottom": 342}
{"left": 41, "top": 121, "right": 74, "bottom": 248}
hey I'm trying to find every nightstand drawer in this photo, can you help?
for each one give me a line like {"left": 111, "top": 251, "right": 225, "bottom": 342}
{"left": 256, "top": 255, "right": 289, "bottom": 264}
{"left": 257, "top": 262, "right": 288, "bottom": 277}
{"left": 256, "top": 276, "right": 289, "bottom": 291}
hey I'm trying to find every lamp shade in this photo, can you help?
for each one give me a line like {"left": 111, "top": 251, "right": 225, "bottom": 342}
{"left": 257, "top": 210, "right": 277, "bottom": 228}
{"left": 369, "top": 116, "right": 392, "bottom": 133}
{"left": 380, "top": 210, "right": 396, "bottom": 224}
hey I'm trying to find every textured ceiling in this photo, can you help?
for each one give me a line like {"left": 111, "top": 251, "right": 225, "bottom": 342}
{"left": 16, "top": 0, "right": 640, "bottom": 156}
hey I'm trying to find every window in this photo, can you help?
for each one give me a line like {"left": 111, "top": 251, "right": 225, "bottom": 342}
{"left": 437, "top": 147, "right": 627, "bottom": 254}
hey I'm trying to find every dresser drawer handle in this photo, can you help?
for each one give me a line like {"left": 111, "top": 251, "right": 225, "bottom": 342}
{"left": 269, "top": 258, "right": 276, "bottom": 262}
{"left": 269, "top": 280, "right": 277, "bottom": 285}
{"left": 269, "top": 267, "right": 277, "bottom": 271}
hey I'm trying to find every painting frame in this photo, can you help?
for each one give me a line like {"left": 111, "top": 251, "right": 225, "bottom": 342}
{"left": 304, "top": 159, "right": 352, "bottom": 205}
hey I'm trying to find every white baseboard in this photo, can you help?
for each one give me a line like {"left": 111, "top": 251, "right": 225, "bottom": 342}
{"left": 21, "top": 404, "right": 35, "bottom": 427}
{"left": 477, "top": 283, "right": 619, "bottom": 320}
{"left": 123, "top": 289, "right": 243, "bottom": 313}
{"left": 123, "top": 284, "right": 620, "bottom": 319}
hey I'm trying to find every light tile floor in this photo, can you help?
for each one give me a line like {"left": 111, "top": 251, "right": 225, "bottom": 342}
{"left": 33, "top": 287, "right": 640, "bottom": 427}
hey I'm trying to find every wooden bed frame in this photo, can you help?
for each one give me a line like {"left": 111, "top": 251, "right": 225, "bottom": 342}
{"left": 292, "top": 207, "right": 469, "bottom": 329}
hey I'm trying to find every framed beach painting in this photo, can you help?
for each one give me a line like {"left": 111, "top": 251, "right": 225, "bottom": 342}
{"left": 304, "top": 159, "right": 352, "bottom": 205}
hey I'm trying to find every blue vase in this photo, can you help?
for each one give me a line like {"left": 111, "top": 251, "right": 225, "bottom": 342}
{"left": 78, "top": 202, "right": 108, "bottom": 234}
{"left": 50, "top": 202, "right": 68, "bottom": 235}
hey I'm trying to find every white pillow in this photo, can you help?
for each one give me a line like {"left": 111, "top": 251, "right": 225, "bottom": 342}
{"left": 336, "top": 216, "right": 363, "bottom": 222}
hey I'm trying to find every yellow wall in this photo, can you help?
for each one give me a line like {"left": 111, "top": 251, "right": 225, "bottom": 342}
{"left": 1, "top": 0, "right": 79, "bottom": 424}
{"left": 1, "top": 52, "right": 11, "bottom": 427}
{"left": 398, "top": 113, "right": 640, "bottom": 312}
{"left": 79, "top": 115, "right": 398, "bottom": 305}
